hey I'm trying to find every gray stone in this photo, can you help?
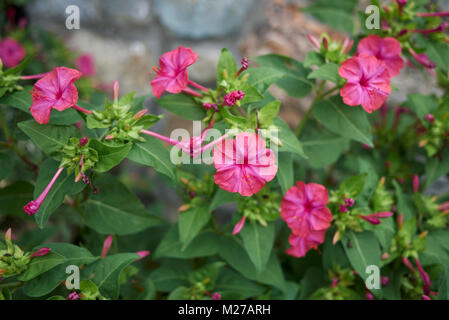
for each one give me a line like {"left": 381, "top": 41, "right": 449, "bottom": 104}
{"left": 154, "top": 0, "right": 257, "bottom": 39}
{"left": 103, "top": 0, "right": 152, "bottom": 26}
{"left": 27, "top": 0, "right": 101, "bottom": 24}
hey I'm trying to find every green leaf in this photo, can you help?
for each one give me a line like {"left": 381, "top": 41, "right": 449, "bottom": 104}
{"left": 246, "top": 67, "right": 285, "bottom": 94}
{"left": 339, "top": 173, "right": 367, "bottom": 199}
{"left": 156, "top": 94, "right": 206, "bottom": 121}
{"left": 254, "top": 55, "right": 313, "bottom": 97}
{"left": 240, "top": 86, "right": 264, "bottom": 105}
{"left": 217, "top": 48, "right": 237, "bottom": 84}
{"left": 406, "top": 93, "right": 438, "bottom": 121}
{"left": 417, "top": 35, "right": 449, "bottom": 73}
{"left": 219, "top": 236, "right": 286, "bottom": 292}
{"left": 274, "top": 118, "right": 307, "bottom": 158}
{"left": 178, "top": 205, "right": 211, "bottom": 248}
{"left": 0, "top": 181, "right": 34, "bottom": 217}
{"left": 89, "top": 140, "right": 132, "bottom": 172}
{"left": 215, "top": 268, "right": 265, "bottom": 299}
{"left": 149, "top": 263, "right": 191, "bottom": 292}
{"left": 438, "top": 268, "right": 449, "bottom": 300}
{"left": 425, "top": 149, "right": 449, "bottom": 188}
{"left": 127, "top": 135, "right": 176, "bottom": 180}
{"left": 240, "top": 221, "right": 275, "bottom": 273}
{"left": 258, "top": 100, "right": 280, "bottom": 127}
{"left": 392, "top": 180, "right": 416, "bottom": 220}
{"left": 304, "top": 0, "right": 358, "bottom": 34}
{"left": 301, "top": 122, "right": 349, "bottom": 168}
{"left": 307, "top": 63, "right": 340, "bottom": 83}
{"left": 419, "top": 230, "right": 449, "bottom": 267}
{"left": 342, "top": 231, "right": 382, "bottom": 299}
{"left": 82, "top": 175, "right": 163, "bottom": 235}
{"left": 209, "top": 188, "right": 237, "bottom": 212}
{"left": 276, "top": 152, "right": 293, "bottom": 194}
{"left": 18, "top": 120, "right": 81, "bottom": 158}
{"left": 0, "top": 151, "right": 14, "bottom": 180}
{"left": 0, "top": 88, "right": 32, "bottom": 113}
{"left": 312, "top": 96, "right": 373, "bottom": 146}
{"left": 304, "top": 51, "right": 325, "bottom": 68}
{"left": 21, "top": 243, "right": 96, "bottom": 297}
{"left": 82, "top": 253, "right": 138, "bottom": 299}
{"left": 154, "top": 227, "right": 220, "bottom": 259}
{"left": 33, "top": 159, "right": 85, "bottom": 228}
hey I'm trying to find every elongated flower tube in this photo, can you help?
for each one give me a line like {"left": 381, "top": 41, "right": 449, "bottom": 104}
{"left": 359, "top": 211, "right": 393, "bottom": 225}
{"left": 415, "top": 258, "right": 431, "bottom": 295}
{"left": 417, "top": 11, "right": 449, "bottom": 17}
{"left": 23, "top": 167, "right": 64, "bottom": 215}
{"left": 412, "top": 22, "right": 448, "bottom": 35}
{"left": 408, "top": 48, "right": 436, "bottom": 69}
{"left": 413, "top": 174, "right": 420, "bottom": 193}
{"left": 141, "top": 120, "right": 228, "bottom": 158}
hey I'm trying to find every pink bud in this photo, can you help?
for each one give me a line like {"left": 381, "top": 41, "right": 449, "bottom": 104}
{"left": 135, "top": 250, "right": 150, "bottom": 262}
{"left": 359, "top": 214, "right": 381, "bottom": 225}
{"left": 212, "top": 292, "right": 222, "bottom": 300}
{"left": 79, "top": 137, "right": 88, "bottom": 147}
{"left": 101, "top": 235, "right": 113, "bottom": 259}
{"left": 232, "top": 216, "right": 247, "bottom": 235}
{"left": 322, "top": 37, "right": 329, "bottom": 50}
{"left": 133, "top": 109, "right": 147, "bottom": 120}
{"left": 30, "top": 247, "right": 51, "bottom": 258}
{"left": 373, "top": 211, "right": 393, "bottom": 218}
{"left": 397, "top": 213, "right": 404, "bottom": 229}
{"left": 113, "top": 80, "right": 120, "bottom": 102}
{"left": 307, "top": 34, "right": 320, "bottom": 49}
{"left": 68, "top": 292, "right": 80, "bottom": 300}
{"left": 415, "top": 258, "right": 431, "bottom": 295}
{"left": 365, "top": 291, "right": 374, "bottom": 300}
{"left": 342, "top": 37, "right": 354, "bottom": 54}
{"left": 345, "top": 198, "right": 355, "bottom": 207}
{"left": 422, "top": 294, "right": 431, "bottom": 300}
{"left": 5, "top": 228, "right": 11, "bottom": 242}
{"left": 241, "top": 57, "right": 249, "bottom": 70}
{"left": 381, "top": 276, "right": 389, "bottom": 286}
{"left": 331, "top": 277, "right": 339, "bottom": 288}
{"left": 105, "top": 134, "right": 114, "bottom": 140}
{"left": 424, "top": 114, "right": 434, "bottom": 123}
{"left": 402, "top": 257, "right": 416, "bottom": 273}
{"left": 339, "top": 204, "right": 348, "bottom": 213}
{"left": 413, "top": 174, "right": 420, "bottom": 193}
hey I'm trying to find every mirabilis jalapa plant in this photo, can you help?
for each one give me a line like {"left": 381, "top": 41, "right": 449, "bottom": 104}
{"left": 0, "top": 0, "right": 449, "bottom": 300}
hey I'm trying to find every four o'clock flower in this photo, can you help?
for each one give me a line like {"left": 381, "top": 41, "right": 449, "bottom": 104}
{"left": 29, "top": 67, "right": 92, "bottom": 124}
{"left": 150, "top": 46, "right": 207, "bottom": 98}
{"left": 212, "top": 132, "right": 278, "bottom": 196}
{"left": 0, "top": 38, "right": 25, "bottom": 68}
{"left": 285, "top": 229, "right": 326, "bottom": 258}
{"left": 281, "top": 182, "right": 333, "bottom": 237}
{"left": 75, "top": 54, "right": 96, "bottom": 77}
{"left": 357, "top": 35, "right": 404, "bottom": 77}
{"left": 339, "top": 53, "right": 392, "bottom": 113}
{"left": 23, "top": 167, "right": 65, "bottom": 215}
{"left": 30, "top": 247, "right": 51, "bottom": 258}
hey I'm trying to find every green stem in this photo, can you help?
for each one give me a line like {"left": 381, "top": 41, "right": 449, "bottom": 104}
{"left": 0, "top": 108, "right": 11, "bottom": 141}
{"left": 0, "top": 281, "right": 23, "bottom": 290}
{"left": 295, "top": 105, "right": 314, "bottom": 137}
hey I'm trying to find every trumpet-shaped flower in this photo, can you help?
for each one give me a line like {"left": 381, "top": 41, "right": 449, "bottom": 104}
{"left": 212, "top": 132, "right": 278, "bottom": 197}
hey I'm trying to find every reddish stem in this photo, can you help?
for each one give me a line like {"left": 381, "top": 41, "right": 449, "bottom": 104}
{"left": 21, "top": 72, "right": 49, "bottom": 80}
{"left": 73, "top": 105, "right": 93, "bottom": 115}
{"left": 188, "top": 80, "right": 208, "bottom": 92}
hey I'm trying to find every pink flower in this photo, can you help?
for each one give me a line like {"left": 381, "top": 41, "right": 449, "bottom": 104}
{"left": 0, "top": 38, "right": 25, "bottom": 68}
{"left": 232, "top": 216, "right": 247, "bottom": 235}
{"left": 280, "top": 182, "right": 333, "bottom": 237}
{"left": 339, "top": 53, "right": 392, "bottom": 113}
{"left": 285, "top": 229, "right": 326, "bottom": 258}
{"left": 68, "top": 292, "right": 80, "bottom": 300}
{"left": 24, "top": 167, "right": 65, "bottom": 215}
{"left": 30, "top": 67, "right": 83, "bottom": 124}
{"left": 150, "top": 46, "right": 199, "bottom": 98}
{"left": 212, "top": 132, "right": 278, "bottom": 197}
{"left": 101, "top": 235, "right": 113, "bottom": 259}
{"left": 75, "top": 54, "right": 96, "bottom": 77}
{"left": 30, "top": 247, "right": 51, "bottom": 258}
{"left": 212, "top": 292, "right": 222, "bottom": 300}
{"left": 413, "top": 174, "right": 420, "bottom": 193}
{"left": 357, "top": 35, "right": 404, "bottom": 77}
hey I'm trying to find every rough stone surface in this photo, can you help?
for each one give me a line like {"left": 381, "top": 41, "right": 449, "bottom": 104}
{"left": 103, "top": 0, "right": 152, "bottom": 26}
{"left": 154, "top": 0, "right": 257, "bottom": 39}
{"left": 27, "top": 0, "right": 101, "bottom": 24}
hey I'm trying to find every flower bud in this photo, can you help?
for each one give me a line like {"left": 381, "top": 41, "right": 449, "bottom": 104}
{"left": 178, "top": 204, "right": 190, "bottom": 212}
{"left": 113, "top": 80, "right": 119, "bottom": 102}
{"left": 68, "top": 292, "right": 80, "bottom": 300}
{"left": 212, "top": 292, "right": 222, "bottom": 300}
{"left": 30, "top": 247, "right": 51, "bottom": 258}
{"left": 365, "top": 291, "right": 374, "bottom": 300}
{"left": 101, "top": 235, "right": 113, "bottom": 259}
{"left": 381, "top": 252, "right": 389, "bottom": 260}
{"left": 413, "top": 174, "right": 420, "bottom": 193}
{"left": 381, "top": 276, "right": 389, "bottom": 286}
{"left": 135, "top": 250, "right": 150, "bottom": 262}
{"left": 79, "top": 137, "right": 88, "bottom": 147}
{"left": 133, "top": 109, "right": 147, "bottom": 120}
{"left": 232, "top": 216, "right": 247, "bottom": 235}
